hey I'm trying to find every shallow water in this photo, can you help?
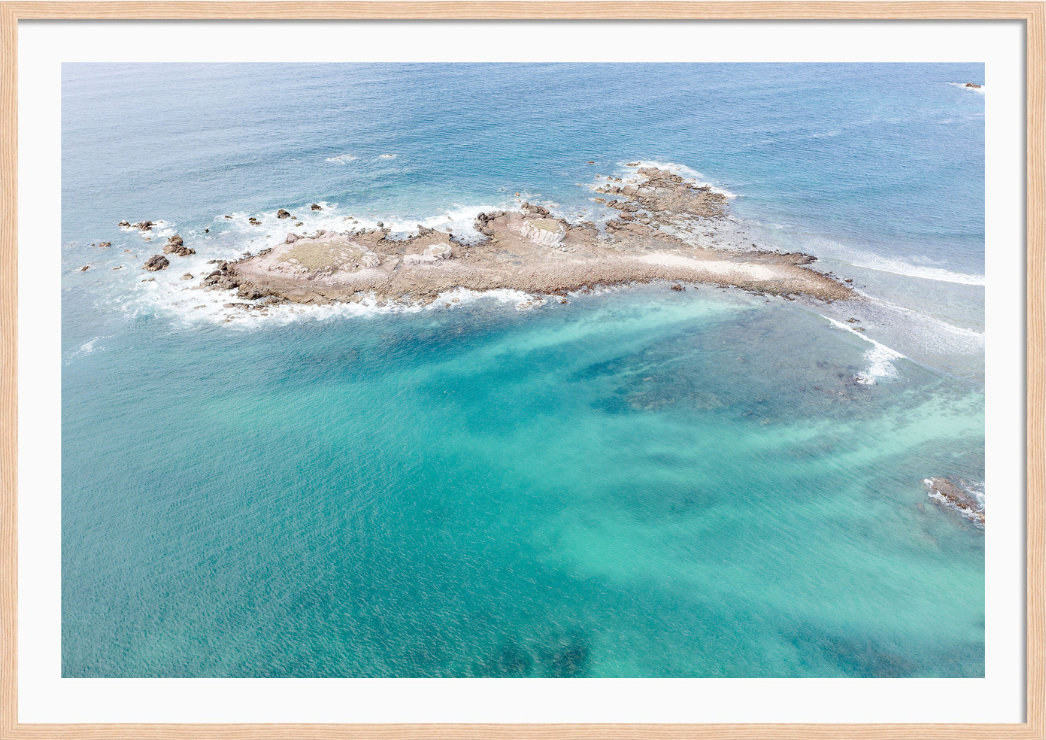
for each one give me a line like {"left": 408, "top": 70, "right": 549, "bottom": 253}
{"left": 62, "top": 63, "right": 985, "bottom": 677}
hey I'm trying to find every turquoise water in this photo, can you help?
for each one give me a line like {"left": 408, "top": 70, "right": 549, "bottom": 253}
{"left": 61, "top": 64, "right": 985, "bottom": 677}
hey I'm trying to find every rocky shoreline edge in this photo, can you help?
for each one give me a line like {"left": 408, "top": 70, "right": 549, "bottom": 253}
{"left": 132, "top": 167, "right": 855, "bottom": 309}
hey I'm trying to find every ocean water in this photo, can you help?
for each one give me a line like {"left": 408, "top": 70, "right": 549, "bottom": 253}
{"left": 61, "top": 63, "right": 985, "bottom": 678}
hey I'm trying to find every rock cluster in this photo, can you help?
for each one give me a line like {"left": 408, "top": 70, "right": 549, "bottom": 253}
{"left": 474, "top": 211, "right": 507, "bottom": 236}
{"left": 163, "top": 234, "right": 196, "bottom": 256}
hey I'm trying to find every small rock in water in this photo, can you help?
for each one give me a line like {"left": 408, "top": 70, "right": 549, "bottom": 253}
{"left": 224, "top": 215, "right": 232, "bottom": 219}
{"left": 671, "top": 283, "right": 684, "bottom": 291}
{"left": 78, "top": 265, "right": 90, "bottom": 271}
{"left": 181, "top": 273, "right": 194, "bottom": 280}
{"left": 311, "top": 203, "right": 322, "bottom": 211}
{"left": 277, "top": 209, "right": 292, "bottom": 219}
{"left": 98, "top": 241, "right": 111, "bottom": 248}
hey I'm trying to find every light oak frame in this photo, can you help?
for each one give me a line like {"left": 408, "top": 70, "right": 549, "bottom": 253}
{"left": 0, "top": 3, "right": 1042, "bottom": 737}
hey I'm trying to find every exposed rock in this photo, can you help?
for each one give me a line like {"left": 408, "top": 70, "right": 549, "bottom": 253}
{"left": 134, "top": 221, "right": 154, "bottom": 231}
{"left": 426, "top": 243, "right": 452, "bottom": 260}
{"left": 924, "top": 477, "right": 984, "bottom": 527}
{"left": 98, "top": 241, "right": 111, "bottom": 248}
{"left": 168, "top": 234, "right": 183, "bottom": 246}
{"left": 118, "top": 220, "right": 131, "bottom": 227}
{"left": 671, "top": 283, "right": 684, "bottom": 291}
{"left": 285, "top": 233, "right": 300, "bottom": 244}
{"left": 163, "top": 242, "right": 196, "bottom": 257}
{"left": 143, "top": 254, "right": 170, "bottom": 271}
{"left": 181, "top": 273, "right": 194, "bottom": 280}
{"left": 78, "top": 265, "right": 90, "bottom": 272}
{"left": 521, "top": 218, "right": 566, "bottom": 246}
{"left": 311, "top": 203, "right": 322, "bottom": 211}
{"left": 360, "top": 252, "right": 381, "bottom": 268}
{"left": 965, "top": 82, "right": 982, "bottom": 88}
{"left": 277, "top": 209, "right": 292, "bottom": 219}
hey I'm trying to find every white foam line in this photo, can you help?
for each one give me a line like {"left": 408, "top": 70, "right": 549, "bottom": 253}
{"left": 822, "top": 315, "right": 906, "bottom": 385}
{"left": 845, "top": 254, "right": 985, "bottom": 286}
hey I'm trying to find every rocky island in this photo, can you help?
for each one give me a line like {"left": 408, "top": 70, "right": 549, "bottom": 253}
{"left": 195, "top": 168, "right": 853, "bottom": 307}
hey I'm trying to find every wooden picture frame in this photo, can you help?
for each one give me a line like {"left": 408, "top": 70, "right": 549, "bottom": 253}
{"left": 1, "top": 2, "right": 1042, "bottom": 737}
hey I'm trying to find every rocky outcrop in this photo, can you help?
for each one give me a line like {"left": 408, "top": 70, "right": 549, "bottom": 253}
{"left": 163, "top": 235, "right": 195, "bottom": 256}
{"left": 143, "top": 255, "right": 170, "bottom": 271}
{"left": 311, "top": 203, "right": 322, "bottom": 211}
{"left": 285, "top": 233, "right": 300, "bottom": 244}
{"left": 965, "top": 82, "right": 982, "bottom": 88}
{"left": 134, "top": 221, "right": 154, "bottom": 231}
{"left": 521, "top": 218, "right": 566, "bottom": 246}
{"left": 277, "top": 209, "right": 292, "bottom": 219}
{"left": 181, "top": 273, "right": 194, "bottom": 280}
{"left": 924, "top": 477, "right": 984, "bottom": 527}
{"left": 98, "top": 242, "right": 111, "bottom": 248}
{"left": 360, "top": 252, "right": 381, "bottom": 268}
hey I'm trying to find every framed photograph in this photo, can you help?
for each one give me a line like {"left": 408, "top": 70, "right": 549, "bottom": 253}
{"left": 1, "top": 2, "right": 1043, "bottom": 738}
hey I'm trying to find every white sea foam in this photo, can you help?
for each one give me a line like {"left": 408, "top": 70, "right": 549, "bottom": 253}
{"left": 378, "top": 153, "right": 397, "bottom": 159}
{"left": 65, "top": 335, "right": 110, "bottom": 363}
{"left": 804, "top": 238, "right": 985, "bottom": 285}
{"left": 619, "top": 159, "right": 739, "bottom": 198}
{"left": 823, "top": 316, "right": 906, "bottom": 385}
{"left": 325, "top": 153, "right": 358, "bottom": 164}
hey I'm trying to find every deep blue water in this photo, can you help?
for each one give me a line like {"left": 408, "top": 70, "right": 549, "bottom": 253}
{"left": 61, "top": 63, "right": 985, "bottom": 677}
